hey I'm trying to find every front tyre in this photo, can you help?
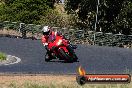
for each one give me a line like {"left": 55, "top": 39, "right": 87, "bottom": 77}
{"left": 59, "top": 48, "right": 73, "bottom": 62}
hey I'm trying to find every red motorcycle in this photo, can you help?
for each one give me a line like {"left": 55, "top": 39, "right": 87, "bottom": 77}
{"left": 45, "top": 35, "right": 78, "bottom": 62}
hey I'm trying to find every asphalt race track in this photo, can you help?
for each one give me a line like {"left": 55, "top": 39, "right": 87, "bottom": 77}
{"left": 0, "top": 37, "right": 132, "bottom": 74}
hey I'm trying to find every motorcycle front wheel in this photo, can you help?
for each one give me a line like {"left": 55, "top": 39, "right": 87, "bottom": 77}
{"left": 59, "top": 48, "right": 73, "bottom": 62}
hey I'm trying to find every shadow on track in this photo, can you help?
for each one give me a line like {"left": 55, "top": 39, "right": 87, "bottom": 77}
{"left": 46, "top": 60, "right": 79, "bottom": 63}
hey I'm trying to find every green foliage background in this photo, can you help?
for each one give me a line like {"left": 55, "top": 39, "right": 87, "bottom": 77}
{"left": 65, "top": 0, "right": 132, "bottom": 35}
{"left": 0, "top": 0, "right": 49, "bottom": 23}
{"left": 0, "top": 0, "right": 132, "bottom": 34}
{"left": 0, "top": 52, "right": 6, "bottom": 61}
{"left": 0, "top": 0, "right": 74, "bottom": 27}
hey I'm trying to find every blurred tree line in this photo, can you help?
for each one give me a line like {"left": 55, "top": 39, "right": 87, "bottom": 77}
{"left": 0, "top": 0, "right": 74, "bottom": 27}
{"left": 0, "top": 0, "right": 132, "bottom": 35}
{"left": 65, "top": 0, "right": 132, "bottom": 35}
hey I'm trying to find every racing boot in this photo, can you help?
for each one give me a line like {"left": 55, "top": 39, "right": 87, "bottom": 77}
{"left": 45, "top": 45, "right": 56, "bottom": 59}
{"left": 45, "top": 45, "right": 52, "bottom": 57}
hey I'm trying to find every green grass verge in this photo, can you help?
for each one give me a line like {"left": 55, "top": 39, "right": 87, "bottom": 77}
{"left": 0, "top": 52, "right": 6, "bottom": 61}
{"left": 7, "top": 82, "right": 130, "bottom": 88}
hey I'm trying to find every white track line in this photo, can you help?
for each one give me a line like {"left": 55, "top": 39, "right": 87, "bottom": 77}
{"left": 4, "top": 55, "right": 21, "bottom": 65}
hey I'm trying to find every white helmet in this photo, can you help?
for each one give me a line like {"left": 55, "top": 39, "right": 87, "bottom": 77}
{"left": 42, "top": 26, "right": 50, "bottom": 35}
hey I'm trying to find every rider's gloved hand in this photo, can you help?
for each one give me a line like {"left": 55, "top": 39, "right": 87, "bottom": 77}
{"left": 43, "top": 43, "right": 48, "bottom": 46}
{"left": 43, "top": 43, "right": 50, "bottom": 51}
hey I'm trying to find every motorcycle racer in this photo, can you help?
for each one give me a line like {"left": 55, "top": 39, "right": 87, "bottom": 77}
{"left": 41, "top": 26, "right": 77, "bottom": 62}
{"left": 41, "top": 26, "right": 57, "bottom": 57}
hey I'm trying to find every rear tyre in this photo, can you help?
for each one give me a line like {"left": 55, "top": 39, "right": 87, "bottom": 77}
{"left": 59, "top": 49, "right": 73, "bottom": 62}
{"left": 67, "top": 45, "right": 78, "bottom": 62}
{"left": 72, "top": 53, "right": 78, "bottom": 62}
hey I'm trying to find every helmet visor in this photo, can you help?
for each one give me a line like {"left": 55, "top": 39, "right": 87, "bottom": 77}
{"left": 43, "top": 31, "right": 50, "bottom": 35}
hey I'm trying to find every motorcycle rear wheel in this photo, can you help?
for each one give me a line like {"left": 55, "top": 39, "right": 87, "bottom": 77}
{"left": 72, "top": 53, "right": 78, "bottom": 62}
